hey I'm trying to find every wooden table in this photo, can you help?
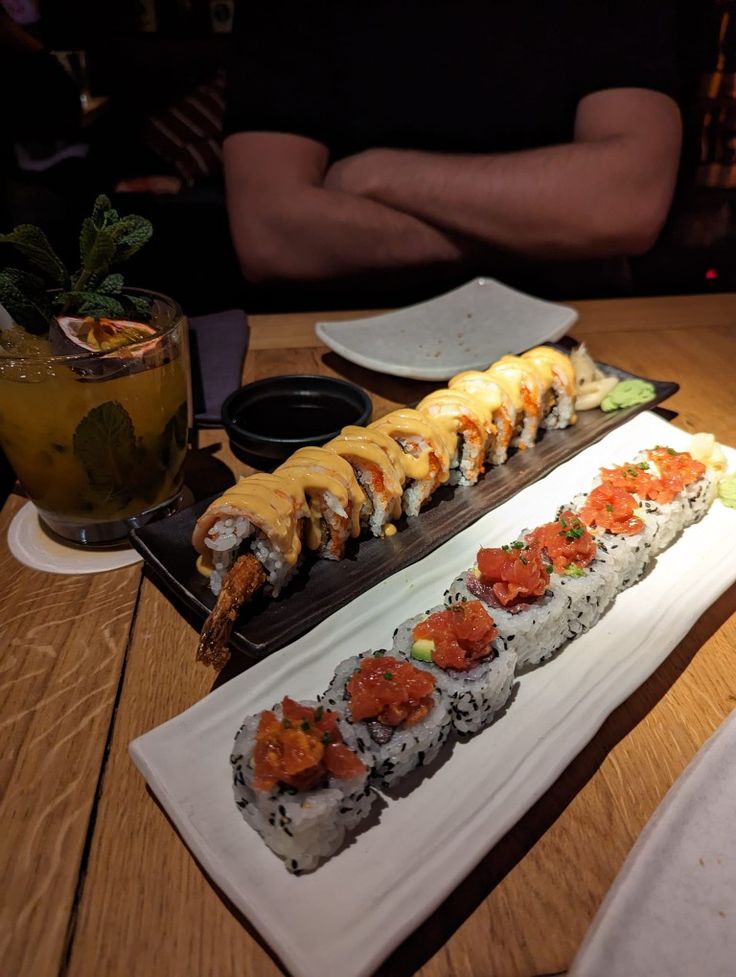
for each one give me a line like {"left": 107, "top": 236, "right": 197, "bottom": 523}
{"left": 2, "top": 293, "right": 736, "bottom": 977}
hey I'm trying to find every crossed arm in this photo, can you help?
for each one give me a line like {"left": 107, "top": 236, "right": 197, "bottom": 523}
{"left": 224, "top": 88, "right": 682, "bottom": 284}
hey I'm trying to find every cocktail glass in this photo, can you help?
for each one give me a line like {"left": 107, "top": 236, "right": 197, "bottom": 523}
{"left": 0, "top": 289, "right": 190, "bottom": 544}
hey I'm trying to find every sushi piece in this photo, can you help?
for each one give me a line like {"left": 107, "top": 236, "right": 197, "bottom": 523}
{"left": 525, "top": 509, "right": 619, "bottom": 640}
{"left": 322, "top": 651, "right": 453, "bottom": 787}
{"left": 521, "top": 346, "right": 577, "bottom": 429}
{"left": 417, "top": 387, "right": 493, "bottom": 485}
{"left": 193, "top": 473, "right": 304, "bottom": 597}
{"left": 230, "top": 697, "right": 376, "bottom": 874}
{"left": 590, "top": 445, "right": 720, "bottom": 557}
{"left": 275, "top": 446, "right": 365, "bottom": 560}
{"left": 486, "top": 355, "right": 545, "bottom": 449}
{"left": 392, "top": 601, "right": 517, "bottom": 735}
{"left": 369, "top": 408, "right": 453, "bottom": 515}
{"left": 445, "top": 540, "right": 572, "bottom": 670}
{"left": 448, "top": 370, "right": 517, "bottom": 465}
{"left": 325, "top": 425, "right": 406, "bottom": 536}
{"left": 192, "top": 474, "right": 305, "bottom": 666}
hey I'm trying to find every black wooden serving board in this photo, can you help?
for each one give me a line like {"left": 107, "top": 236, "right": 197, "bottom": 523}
{"left": 130, "top": 362, "right": 678, "bottom": 660}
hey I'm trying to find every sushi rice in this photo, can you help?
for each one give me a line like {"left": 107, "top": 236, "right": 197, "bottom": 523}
{"left": 322, "top": 651, "right": 454, "bottom": 787}
{"left": 206, "top": 514, "right": 295, "bottom": 597}
{"left": 230, "top": 699, "right": 376, "bottom": 874}
{"left": 392, "top": 608, "right": 517, "bottom": 734}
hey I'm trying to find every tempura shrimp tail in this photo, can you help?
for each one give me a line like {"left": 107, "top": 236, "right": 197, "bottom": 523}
{"left": 196, "top": 554, "right": 267, "bottom": 669}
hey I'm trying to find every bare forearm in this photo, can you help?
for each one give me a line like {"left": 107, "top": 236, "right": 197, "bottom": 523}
{"left": 335, "top": 142, "right": 668, "bottom": 258}
{"left": 228, "top": 183, "right": 464, "bottom": 284}
{"left": 327, "top": 91, "right": 682, "bottom": 260}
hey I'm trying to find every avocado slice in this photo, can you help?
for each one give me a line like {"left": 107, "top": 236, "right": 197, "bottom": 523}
{"left": 411, "top": 638, "right": 435, "bottom": 662}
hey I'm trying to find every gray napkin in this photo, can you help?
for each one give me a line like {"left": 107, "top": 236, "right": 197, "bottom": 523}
{"left": 188, "top": 309, "right": 249, "bottom": 427}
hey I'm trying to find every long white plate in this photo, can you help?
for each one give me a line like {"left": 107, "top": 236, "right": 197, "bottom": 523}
{"left": 129, "top": 413, "right": 736, "bottom": 977}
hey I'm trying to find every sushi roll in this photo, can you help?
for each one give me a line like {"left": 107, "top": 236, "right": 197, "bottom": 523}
{"left": 417, "top": 387, "right": 493, "bottom": 485}
{"left": 193, "top": 473, "right": 305, "bottom": 597}
{"left": 322, "top": 651, "right": 453, "bottom": 788}
{"left": 325, "top": 425, "right": 406, "bottom": 537}
{"left": 392, "top": 601, "right": 516, "bottom": 735}
{"left": 230, "top": 697, "right": 376, "bottom": 874}
{"left": 445, "top": 540, "right": 573, "bottom": 671}
{"left": 521, "top": 346, "right": 577, "bottom": 430}
{"left": 525, "top": 509, "right": 619, "bottom": 640}
{"left": 275, "top": 446, "right": 365, "bottom": 560}
{"left": 636, "top": 446, "right": 721, "bottom": 550}
{"left": 486, "top": 356, "right": 545, "bottom": 450}
{"left": 369, "top": 408, "right": 453, "bottom": 516}
{"left": 192, "top": 474, "right": 307, "bottom": 667}
{"left": 583, "top": 445, "right": 721, "bottom": 560}
{"left": 448, "top": 370, "right": 517, "bottom": 465}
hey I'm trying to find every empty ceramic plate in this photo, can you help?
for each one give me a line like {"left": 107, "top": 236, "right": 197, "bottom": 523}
{"left": 315, "top": 277, "right": 578, "bottom": 380}
{"left": 569, "top": 709, "right": 736, "bottom": 977}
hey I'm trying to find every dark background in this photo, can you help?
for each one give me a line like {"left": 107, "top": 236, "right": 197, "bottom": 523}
{"left": 1, "top": 0, "right": 735, "bottom": 317}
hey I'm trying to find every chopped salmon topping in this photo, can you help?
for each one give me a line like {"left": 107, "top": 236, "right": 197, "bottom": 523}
{"left": 647, "top": 447, "right": 706, "bottom": 499}
{"left": 347, "top": 656, "right": 436, "bottom": 726}
{"left": 598, "top": 450, "right": 705, "bottom": 507}
{"left": 525, "top": 510, "right": 597, "bottom": 573}
{"left": 579, "top": 482, "right": 644, "bottom": 535}
{"left": 253, "top": 697, "right": 365, "bottom": 792}
{"left": 412, "top": 601, "right": 497, "bottom": 670}
{"left": 475, "top": 542, "right": 550, "bottom": 607}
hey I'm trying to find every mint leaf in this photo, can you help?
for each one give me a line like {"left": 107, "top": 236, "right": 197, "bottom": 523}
{"left": 119, "top": 292, "right": 153, "bottom": 320}
{"left": 96, "top": 273, "right": 124, "bottom": 295}
{"left": 73, "top": 226, "right": 116, "bottom": 290}
{"left": 58, "top": 291, "right": 126, "bottom": 319}
{"left": 73, "top": 401, "right": 137, "bottom": 499}
{"left": 0, "top": 225, "right": 68, "bottom": 285}
{"left": 110, "top": 215, "right": 153, "bottom": 261}
{"left": 0, "top": 268, "right": 55, "bottom": 334}
{"left": 4, "top": 195, "right": 154, "bottom": 335}
{"left": 159, "top": 400, "right": 188, "bottom": 470}
{"left": 79, "top": 217, "right": 97, "bottom": 267}
{"left": 91, "top": 194, "right": 113, "bottom": 225}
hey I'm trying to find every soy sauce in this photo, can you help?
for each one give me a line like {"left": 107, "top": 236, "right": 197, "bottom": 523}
{"left": 236, "top": 391, "right": 361, "bottom": 440}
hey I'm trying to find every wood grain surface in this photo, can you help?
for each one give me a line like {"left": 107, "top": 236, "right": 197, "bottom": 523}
{"left": 2, "top": 293, "right": 736, "bottom": 977}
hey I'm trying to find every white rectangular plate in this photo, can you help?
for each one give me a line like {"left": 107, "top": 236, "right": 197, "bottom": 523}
{"left": 130, "top": 413, "right": 736, "bottom": 977}
{"left": 315, "top": 276, "right": 578, "bottom": 380}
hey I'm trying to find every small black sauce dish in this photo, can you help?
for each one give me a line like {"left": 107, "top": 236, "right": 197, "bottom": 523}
{"left": 222, "top": 374, "right": 373, "bottom": 464}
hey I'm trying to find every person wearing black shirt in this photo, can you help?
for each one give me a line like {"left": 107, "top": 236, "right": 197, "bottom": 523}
{"left": 223, "top": 1, "right": 682, "bottom": 304}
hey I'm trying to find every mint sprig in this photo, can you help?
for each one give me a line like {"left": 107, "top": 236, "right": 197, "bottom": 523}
{"left": 0, "top": 268, "right": 56, "bottom": 334}
{"left": 0, "top": 225, "right": 67, "bottom": 285}
{"left": 73, "top": 400, "right": 138, "bottom": 502}
{"left": 0, "top": 194, "right": 153, "bottom": 335}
